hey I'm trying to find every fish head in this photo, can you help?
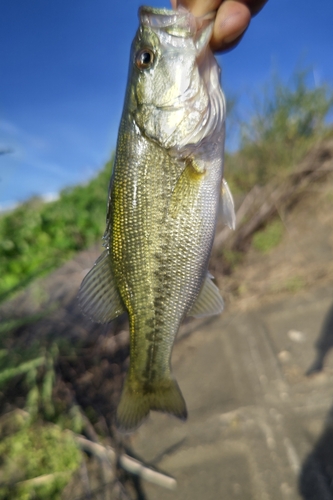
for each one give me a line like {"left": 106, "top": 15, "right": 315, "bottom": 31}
{"left": 127, "top": 6, "right": 225, "bottom": 155}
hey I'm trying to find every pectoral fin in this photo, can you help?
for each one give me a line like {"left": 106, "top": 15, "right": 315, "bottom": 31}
{"left": 79, "top": 250, "right": 124, "bottom": 323}
{"left": 169, "top": 158, "right": 205, "bottom": 218}
{"left": 188, "top": 273, "right": 224, "bottom": 318}
{"left": 220, "top": 178, "right": 236, "bottom": 230}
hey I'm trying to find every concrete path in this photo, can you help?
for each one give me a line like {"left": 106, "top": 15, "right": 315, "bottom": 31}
{"left": 131, "top": 284, "right": 333, "bottom": 499}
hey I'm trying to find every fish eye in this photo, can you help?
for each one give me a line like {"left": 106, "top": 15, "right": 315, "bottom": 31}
{"left": 135, "top": 48, "right": 154, "bottom": 70}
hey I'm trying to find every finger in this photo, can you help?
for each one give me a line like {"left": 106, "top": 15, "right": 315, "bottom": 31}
{"left": 171, "top": 0, "right": 267, "bottom": 16}
{"left": 210, "top": 0, "right": 251, "bottom": 52}
{"left": 170, "top": 0, "right": 268, "bottom": 52}
{"left": 170, "top": 0, "right": 222, "bottom": 16}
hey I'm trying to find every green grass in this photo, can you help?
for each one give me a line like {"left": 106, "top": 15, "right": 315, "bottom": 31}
{"left": 252, "top": 220, "right": 284, "bottom": 253}
{"left": 284, "top": 275, "right": 306, "bottom": 293}
{"left": 0, "top": 338, "right": 83, "bottom": 499}
{"left": 221, "top": 248, "right": 243, "bottom": 270}
{"left": 0, "top": 424, "right": 81, "bottom": 500}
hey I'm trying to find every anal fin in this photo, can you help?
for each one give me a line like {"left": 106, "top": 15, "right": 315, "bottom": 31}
{"left": 78, "top": 250, "right": 124, "bottom": 323}
{"left": 188, "top": 273, "right": 224, "bottom": 318}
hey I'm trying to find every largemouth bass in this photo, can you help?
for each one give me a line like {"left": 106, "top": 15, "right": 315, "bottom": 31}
{"left": 79, "top": 5, "right": 235, "bottom": 432}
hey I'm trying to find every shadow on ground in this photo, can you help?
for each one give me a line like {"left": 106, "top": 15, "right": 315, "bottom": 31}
{"left": 306, "top": 302, "right": 333, "bottom": 376}
{"left": 299, "top": 301, "right": 333, "bottom": 500}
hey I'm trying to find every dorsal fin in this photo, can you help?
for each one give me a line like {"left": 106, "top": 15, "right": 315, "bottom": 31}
{"left": 220, "top": 178, "right": 236, "bottom": 230}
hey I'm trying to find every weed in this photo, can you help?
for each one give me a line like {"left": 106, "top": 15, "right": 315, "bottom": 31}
{"left": 0, "top": 423, "right": 80, "bottom": 500}
{"left": 284, "top": 276, "right": 306, "bottom": 293}
{"left": 0, "top": 158, "right": 114, "bottom": 303}
{"left": 222, "top": 249, "right": 244, "bottom": 270}
{"left": 252, "top": 220, "right": 284, "bottom": 253}
{"left": 227, "top": 69, "right": 333, "bottom": 193}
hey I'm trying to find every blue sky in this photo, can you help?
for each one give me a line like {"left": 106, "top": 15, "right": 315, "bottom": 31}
{"left": 0, "top": 0, "right": 332, "bottom": 209}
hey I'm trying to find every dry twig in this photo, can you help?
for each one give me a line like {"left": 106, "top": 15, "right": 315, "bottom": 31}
{"left": 75, "top": 435, "right": 177, "bottom": 491}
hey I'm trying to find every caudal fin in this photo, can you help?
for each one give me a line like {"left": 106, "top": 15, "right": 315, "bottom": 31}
{"left": 116, "top": 377, "right": 187, "bottom": 433}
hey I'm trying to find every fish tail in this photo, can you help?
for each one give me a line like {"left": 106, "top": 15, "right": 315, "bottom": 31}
{"left": 116, "top": 376, "right": 187, "bottom": 433}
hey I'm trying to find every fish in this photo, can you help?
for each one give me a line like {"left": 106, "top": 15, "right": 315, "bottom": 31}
{"left": 79, "top": 5, "right": 235, "bottom": 432}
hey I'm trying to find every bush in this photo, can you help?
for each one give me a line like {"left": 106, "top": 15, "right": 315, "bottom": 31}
{"left": 0, "top": 158, "right": 113, "bottom": 302}
{"left": 252, "top": 220, "right": 284, "bottom": 253}
{"left": 0, "top": 424, "right": 81, "bottom": 500}
{"left": 227, "top": 69, "right": 333, "bottom": 192}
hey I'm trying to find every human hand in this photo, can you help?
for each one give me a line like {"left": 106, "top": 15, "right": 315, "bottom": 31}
{"left": 170, "top": 0, "right": 268, "bottom": 52}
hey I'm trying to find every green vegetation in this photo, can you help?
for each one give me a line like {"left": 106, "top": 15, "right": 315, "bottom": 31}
{"left": 221, "top": 248, "right": 243, "bottom": 270}
{"left": 225, "top": 69, "right": 333, "bottom": 257}
{"left": 0, "top": 337, "right": 83, "bottom": 498}
{"left": 226, "top": 70, "right": 333, "bottom": 193}
{"left": 0, "top": 158, "right": 113, "bottom": 302}
{"left": 252, "top": 219, "right": 284, "bottom": 253}
{"left": 284, "top": 275, "right": 306, "bottom": 293}
{"left": 0, "top": 423, "right": 80, "bottom": 500}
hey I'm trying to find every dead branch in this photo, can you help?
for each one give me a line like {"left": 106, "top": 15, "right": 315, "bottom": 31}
{"left": 75, "top": 435, "right": 177, "bottom": 491}
{"left": 215, "top": 138, "right": 333, "bottom": 252}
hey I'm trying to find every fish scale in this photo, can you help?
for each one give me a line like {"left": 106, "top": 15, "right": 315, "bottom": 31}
{"left": 111, "top": 125, "right": 197, "bottom": 372}
{"left": 111, "top": 118, "right": 219, "bottom": 424}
